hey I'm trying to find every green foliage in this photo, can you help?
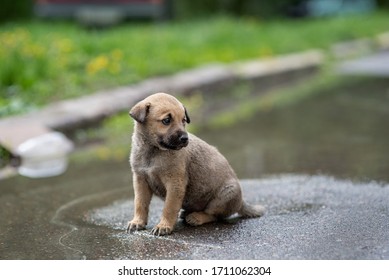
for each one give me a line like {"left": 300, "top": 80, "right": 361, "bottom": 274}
{"left": 0, "top": 0, "right": 32, "bottom": 22}
{"left": 0, "top": 146, "right": 11, "bottom": 168}
{"left": 1, "top": 11, "right": 389, "bottom": 117}
{"left": 377, "top": 0, "right": 389, "bottom": 8}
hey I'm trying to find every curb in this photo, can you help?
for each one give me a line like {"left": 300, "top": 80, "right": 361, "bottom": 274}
{"left": 331, "top": 32, "right": 389, "bottom": 59}
{"left": 0, "top": 50, "right": 324, "bottom": 156}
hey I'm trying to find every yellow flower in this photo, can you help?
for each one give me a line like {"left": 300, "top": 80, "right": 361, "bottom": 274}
{"left": 86, "top": 55, "right": 109, "bottom": 75}
{"left": 22, "top": 43, "right": 45, "bottom": 58}
{"left": 1, "top": 30, "right": 21, "bottom": 48}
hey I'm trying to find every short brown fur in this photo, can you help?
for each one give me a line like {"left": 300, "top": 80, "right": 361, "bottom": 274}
{"left": 127, "top": 92, "right": 264, "bottom": 235}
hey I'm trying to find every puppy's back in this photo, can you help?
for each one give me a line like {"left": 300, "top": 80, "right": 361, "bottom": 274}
{"left": 185, "top": 133, "right": 239, "bottom": 193}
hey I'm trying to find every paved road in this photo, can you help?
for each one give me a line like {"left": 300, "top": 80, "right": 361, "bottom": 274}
{"left": 87, "top": 175, "right": 389, "bottom": 260}
{"left": 338, "top": 51, "right": 389, "bottom": 77}
{"left": 1, "top": 173, "right": 388, "bottom": 260}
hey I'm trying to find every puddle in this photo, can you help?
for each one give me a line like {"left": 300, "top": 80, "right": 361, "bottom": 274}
{"left": 199, "top": 77, "right": 389, "bottom": 182}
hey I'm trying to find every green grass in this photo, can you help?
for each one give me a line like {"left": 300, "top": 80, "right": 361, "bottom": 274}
{"left": 1, "top": 11, "right": 389, "bottom": 116}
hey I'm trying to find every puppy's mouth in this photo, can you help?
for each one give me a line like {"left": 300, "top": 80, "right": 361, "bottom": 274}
{"left": 159, "top": 141, "right": 188, "bottom": 150}
{"left": 158, "top": 133, "right": 189, "bottom": 151}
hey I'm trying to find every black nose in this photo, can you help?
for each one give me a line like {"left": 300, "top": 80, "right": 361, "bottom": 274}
{"left": 179, "top": 134, "right": 189, "bottom": 144}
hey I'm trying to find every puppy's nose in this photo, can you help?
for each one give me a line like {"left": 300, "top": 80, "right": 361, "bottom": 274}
{"left": 179, "top": 134, "right": 189, "bottom": 144}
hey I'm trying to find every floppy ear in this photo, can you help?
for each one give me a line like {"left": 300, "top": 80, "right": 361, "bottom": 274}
{"left": 184, "top": 106, "right": 191, "bottom": 124}
{"left": 129, "top": 101, "right": 150, "bottom": 123}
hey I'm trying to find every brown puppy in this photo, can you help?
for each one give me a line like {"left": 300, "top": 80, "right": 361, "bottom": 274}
{"left": 127, "top": 92, "right": 264, "bottom": 235}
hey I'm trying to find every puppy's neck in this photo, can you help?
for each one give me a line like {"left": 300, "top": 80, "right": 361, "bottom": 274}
{"left": 132, "top": 124, "right": 160, "bottom": 152}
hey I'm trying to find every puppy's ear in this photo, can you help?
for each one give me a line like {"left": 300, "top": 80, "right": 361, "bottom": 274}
{"left": 129, "top": 101, "right": 151, "bottom": 123}
{"left": 184, "top": 106, "right": 191, "bottom": 124}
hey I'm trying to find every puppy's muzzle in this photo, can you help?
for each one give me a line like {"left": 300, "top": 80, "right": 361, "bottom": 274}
{"left": 159, "top": 131, "right": 189, "bottom": 150}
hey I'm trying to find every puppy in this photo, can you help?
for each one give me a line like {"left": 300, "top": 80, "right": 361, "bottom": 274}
{"left": 127, "top": 93, "right": 264, "bottom": 235}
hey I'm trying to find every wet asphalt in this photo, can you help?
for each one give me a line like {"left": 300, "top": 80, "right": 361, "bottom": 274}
{"left": 87, "top": 175, "right": 389, "bottom": 260}
{"left": 1, "top": 169, "right": 388, "bottom": 260}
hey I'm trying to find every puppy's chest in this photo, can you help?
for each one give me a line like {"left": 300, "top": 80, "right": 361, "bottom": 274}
{"left": 145, "top": 168, "right": 167, "bottom": 198}
{"left": 131, "top": 153, "right": 168, "bottom": 198}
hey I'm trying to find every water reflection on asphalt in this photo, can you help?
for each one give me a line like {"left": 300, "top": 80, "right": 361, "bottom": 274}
{"left": 201, "top": 77, "right": 389, "bottom": 182}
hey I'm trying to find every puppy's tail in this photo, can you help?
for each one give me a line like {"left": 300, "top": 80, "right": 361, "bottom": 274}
{"left": 239, "top": 201, "right": 265, "bottom": 218}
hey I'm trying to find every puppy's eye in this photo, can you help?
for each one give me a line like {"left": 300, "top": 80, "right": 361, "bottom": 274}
{"left": 162, "top": 117, "right": 171, "bottom": 125}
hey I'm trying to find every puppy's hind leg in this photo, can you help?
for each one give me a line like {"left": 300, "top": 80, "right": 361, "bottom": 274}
{"left": 185, "top": 211, "right": 217, "bottom": 226}
{"left": 185, "top": 182, "right": 242, "bottom": 226}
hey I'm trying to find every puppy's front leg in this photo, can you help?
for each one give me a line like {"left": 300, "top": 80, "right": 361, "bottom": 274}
{"left": 127, "top": 173, "right": 152, "bottom": 233}
{"left": 151, "top": 183, "right": 185, "bottom": 236}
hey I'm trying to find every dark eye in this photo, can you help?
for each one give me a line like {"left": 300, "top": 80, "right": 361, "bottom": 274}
{"left": 162, "top": 117, "right": 171, "bottom": 125}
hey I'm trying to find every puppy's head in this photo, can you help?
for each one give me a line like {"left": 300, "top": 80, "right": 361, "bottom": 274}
{"left": 130, "top": 92, "right": 191, "bottom": 151}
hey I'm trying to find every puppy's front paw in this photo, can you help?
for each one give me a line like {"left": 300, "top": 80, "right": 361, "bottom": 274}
{"left": 126, "top": 219, "right": 146, "bottom": 233}
{"left": 151, "top": 223, "right": 173, "bottom": 236}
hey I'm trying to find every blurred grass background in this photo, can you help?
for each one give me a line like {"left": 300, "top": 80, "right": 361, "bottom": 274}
{"left": 1, "top": 1, "right": 389, "bottom": 117}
